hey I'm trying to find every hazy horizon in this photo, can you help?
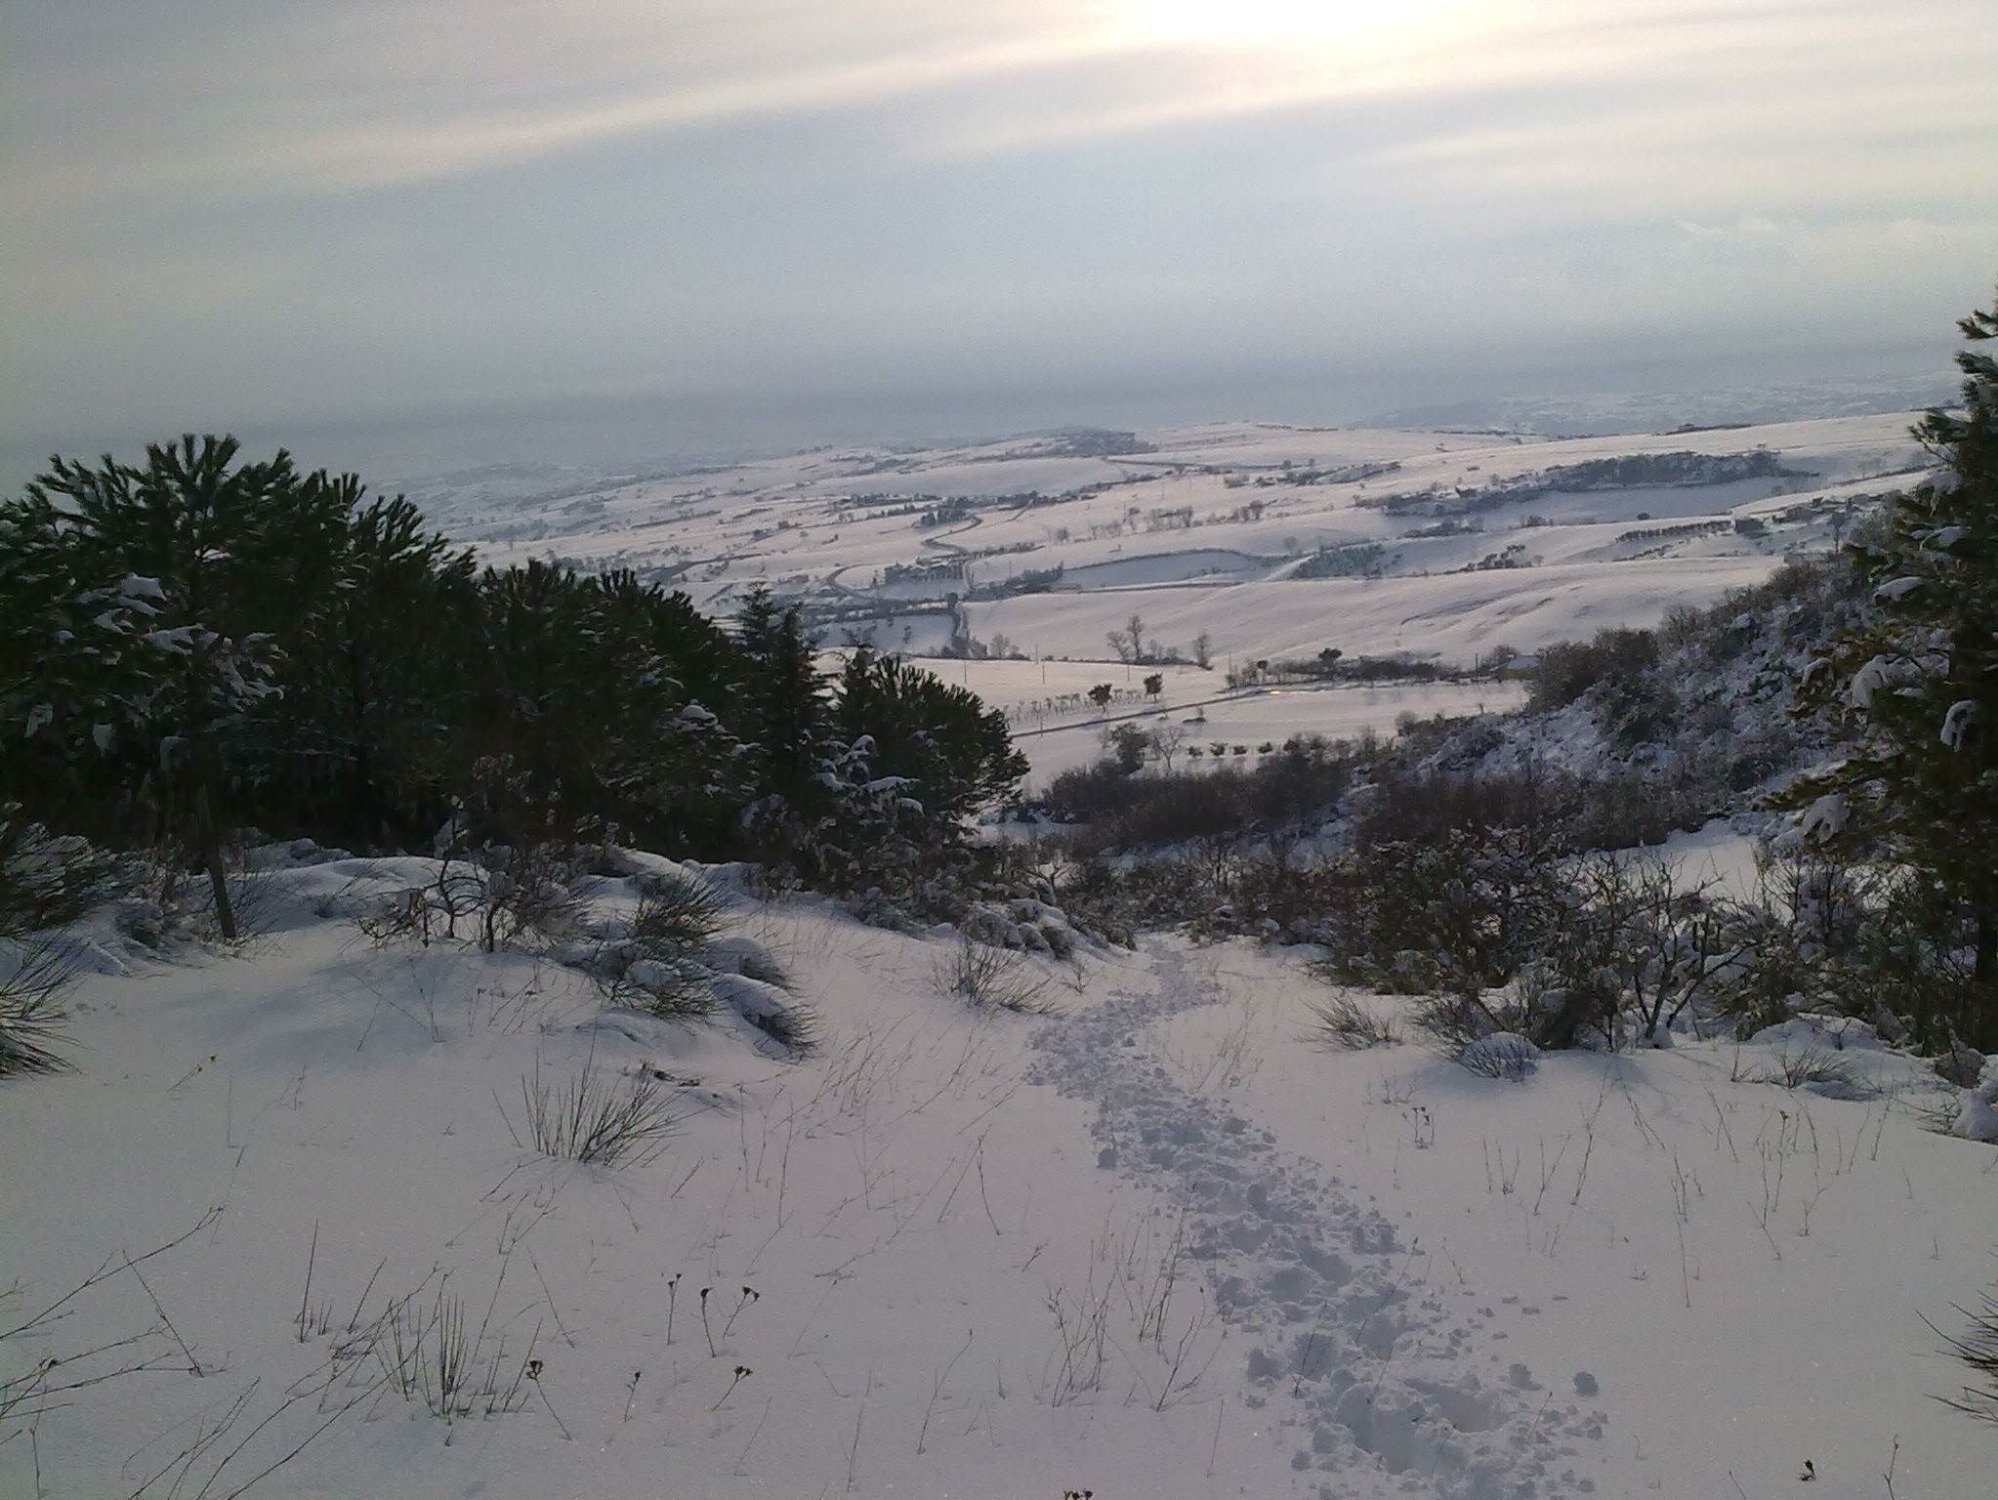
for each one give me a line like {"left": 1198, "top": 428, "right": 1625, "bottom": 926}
{"left": 0, "top": 352, "right": 1957, "bottom": 499}
{"left": 5, "top": 1, "right": 1991, "bottom": 490}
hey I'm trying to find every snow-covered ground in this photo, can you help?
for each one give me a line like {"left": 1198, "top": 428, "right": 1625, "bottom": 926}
{"left": 429, "top": 413, "right": 1927, "bottom": 679}
{"left": 1011, "top": 679, "right": 1527, "bottom": 785}
{"left": 4, "top": 852, "right": 1991, "bottom": 1499}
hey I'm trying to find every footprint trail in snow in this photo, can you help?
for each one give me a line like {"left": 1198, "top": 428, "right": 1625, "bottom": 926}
{"left": 1028, "top": 942, "right": 1609, "bottom": 1499}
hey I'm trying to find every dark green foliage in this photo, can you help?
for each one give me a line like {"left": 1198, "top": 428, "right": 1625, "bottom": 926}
{"left": 1528, "top": 627, "right": 1659, "bottom": 713}
{"left": 735, "top": 589, "right": 827, "bottom": 820}
{"left": 1934, "top": 1262, "right": 1998, "bottom": 1423}
{"left": 1044, "top": 734, "right": 1353, "bottom": 850}
{"left": 1, "top": 437, "right": 1028, "bottom": 902}
{"left": 1784, "top": 290, "right": 1998, "bottom": 1047}
{"left": 1311, "top": 826, "right": 1572, "bottom": 1005}
{"left": 1103, "top": 723, "right": 1150, "bottom": 776}
{"left": 5, "top": 437, "right": 304, "bottom": 933}
{"left": 832, "top": 649, "right": 1025, "bottom": 822}
{"left": 0, "top": 808, "right": 115, "bottom": 1077}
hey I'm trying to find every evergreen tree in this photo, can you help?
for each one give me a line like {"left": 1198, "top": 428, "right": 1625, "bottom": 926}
{"left": 1790, "top": 290, "right": 1998, "bottom": 1046}
{"left": 12, "top": 438, "right": 300, "bottom": 934}
{"left": 832, "top": 649, "right": 1027, "bottom": 822}
{"left": 290, "top": 482, "right": 480, "bottom": 842}
{"left": 3, "top": 435, "right": 1036, "bottom": 903}
{"left": 734, "top": 589, "right": 830, "bottom": 850}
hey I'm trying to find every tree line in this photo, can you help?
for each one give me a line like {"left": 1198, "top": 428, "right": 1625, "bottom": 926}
{"left": 0, "top": 437, "right": 1027, "bottom": 933}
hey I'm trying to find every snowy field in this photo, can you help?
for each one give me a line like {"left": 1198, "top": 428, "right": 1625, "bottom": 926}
{"left": 392, "top": 411, "right": 1935, "bottom": 783}
{"left": 426, "top": 413, "right": 1928, "bottom": 681}
{"left": 834, "top": 658, "right": 1523, "bottom": 786}
{"left": 844, "top": 656, "right": 1224, "bottom": 714}
{"left": 1012, "top": 679, "right": 1527, "bottom": 785}
{"left": 2, "top": 851, "right": 1991, "bottom": 1500}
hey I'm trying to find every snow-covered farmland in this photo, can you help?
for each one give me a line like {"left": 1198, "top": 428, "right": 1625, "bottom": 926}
{"left": 1010, "top": 678, "right": 1527, "bottom": 784}
{"left": 426, "top": 410, "right": 1926, "bottom": 697}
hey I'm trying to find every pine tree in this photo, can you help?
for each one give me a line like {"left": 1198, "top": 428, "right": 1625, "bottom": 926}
{"left": 288, "top": 481, "right": 480, "bottom": 842}
{"left": 1790, "top": 289, "right": 1998, "bottom": 1047}
{"left": 734, "top": 589, "right": 829, "bottom": 849}
{"left": 832, "top": 649, "right": 1026, "bottom": 822}
{"left": 13, "top": 438, "right": 300, "bottom": 935}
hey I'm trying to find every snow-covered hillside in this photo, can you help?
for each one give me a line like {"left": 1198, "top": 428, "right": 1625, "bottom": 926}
{"left": 424, "top": 413, "right": 1927, "bottom": 676}
{"left": 389, "top": 412, "right": 1929, "bottom": 789}
{"left": 3, "top": 848, "right": 1991, "bottom": 1499}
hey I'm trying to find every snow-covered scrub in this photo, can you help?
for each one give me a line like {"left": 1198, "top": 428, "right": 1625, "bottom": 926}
{"left": 4, "top": 849, "right": 1995, "bottom": 1498}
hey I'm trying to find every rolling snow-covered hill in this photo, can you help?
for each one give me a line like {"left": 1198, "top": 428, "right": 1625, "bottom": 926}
{"left": 8, "top": 406, "right": 1990, "bottom": 1500}
{"left": 425, "top": 413, "right": 1926, "bottom": 678}
{"left": 398, "top": 413, "right": 1926, "bottom": 785}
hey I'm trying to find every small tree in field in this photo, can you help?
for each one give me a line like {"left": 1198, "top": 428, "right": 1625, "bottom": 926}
{"left": 1148, "top": 723, "right": 1187, "bottom": 770}
{"left": 1103, "top": 723, "right": 1149, "bottom": 776}
{"left": 1787, "top": 289, "right": 1998, "bottom": 1047}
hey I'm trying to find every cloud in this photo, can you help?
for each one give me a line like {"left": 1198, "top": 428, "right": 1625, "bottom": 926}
{"left": 2, "top": 0, "right": 1993, "bottom": 445}
{"left": 11, "top": 0, "right": 1977, "bottom": 200}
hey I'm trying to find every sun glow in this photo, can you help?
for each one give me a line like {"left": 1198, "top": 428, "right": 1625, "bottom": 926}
{"left": 1116, "top": 0, "right": 1470, "bottom": 52}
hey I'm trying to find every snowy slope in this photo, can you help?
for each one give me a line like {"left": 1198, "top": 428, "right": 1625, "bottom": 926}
{"left": 3, "top": 852, "right": 1991, "bottom": 1499}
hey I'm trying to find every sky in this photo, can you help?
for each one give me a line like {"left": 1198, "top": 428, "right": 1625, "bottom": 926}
{"left": 4, "top": 0, "right": 1995, "bottom": 481}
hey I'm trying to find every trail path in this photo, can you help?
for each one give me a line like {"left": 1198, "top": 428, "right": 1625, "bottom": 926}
{"left": 1028, "top": 939, "right": 1610, "bottom": 1498}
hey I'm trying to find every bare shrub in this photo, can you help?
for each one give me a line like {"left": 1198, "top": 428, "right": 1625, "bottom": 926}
{"left": 1745, "top": 1045, "right": 1861, "bottom": 1092}
{"left": 0, "top": 943, "right": 73, "bottom": 1077}
{"left": 1303, "top": 990, "right": 1398, "bottom": 1050}
{"left": 376, "top": 1278, "right": 538, "bottom": 1421}
{"left": 1527, "top": 626, "right": 1659, "bottom": 713}
{"left": 358, "top": 841, "right": 582, "bottom": 955}
{"left": 934, "top": 937, "right": 1058, "bottom": 1014}
{"left": 1044, "top": 735, "right": 1354, "bottom": 852}
{"left": 1932, "top": 1262, "right": 1998, "bottom": 1424}
{"left": 507, "top": 1060, "right": 674, "bottom": 1167}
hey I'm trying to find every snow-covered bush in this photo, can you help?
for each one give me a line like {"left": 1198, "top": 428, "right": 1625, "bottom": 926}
{"left": 603, "top": 872, "right": 730, "bottom": 1018}
{"left": 0, "top": 810, "right": 117, "bottom": 1077}
{"left": 1954, "top": 1059, "right": 1998, "bottom": 1143}
{"left": 358, "top": 840, "right": 584, "bottom": 955}
{"left": 1458, "top": 1031, "right": 1541, "bottom": 1080}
